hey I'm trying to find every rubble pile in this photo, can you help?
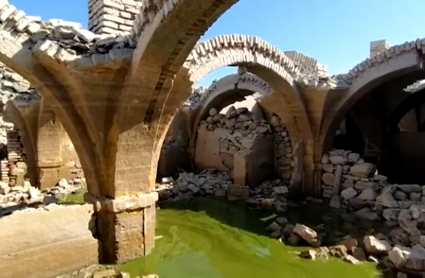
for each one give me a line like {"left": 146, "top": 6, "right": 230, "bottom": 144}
{"left": 0, "top": 177, "right": 85, "bottom": 211}
{"left": 0, "top": 64, "right": 40, "bottom": 106}
{"left": 184, "top": 87, "right": 210, "bottom": 109}
{"left": 55, "top": 263, "right": 158, "bottom": 278}
{"left": 202, "top": 106, "right": 272, "bottom": 135}
{"left": 197, "top": 106, "right": 273, "bottom": 172}
{"left": 5, "top": 129, "right": 27, "bottom": 187}
{"left": 156, "top": 169, "right": 289, "bottom": 210}
{"left": 269, "top": 215, "right": 425, "bottom": 276}
{"left": 318, "top": 148, "right": 425, "bottom": 275}
{"left": 320, "top": 149, "right": 383, "bottom": 200}
{"left": 32, "top": 19, "right": 137, "bottom": 56}
{"left": 156, "top": 169, "right": 234, "bottom": 201}
{"left": 269, "top": 115, "right": 294, "bottom": 184}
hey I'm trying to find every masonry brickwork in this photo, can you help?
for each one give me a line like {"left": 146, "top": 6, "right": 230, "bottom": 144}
{"left": 88, "top": 0, "right": 142, "bottom": 35}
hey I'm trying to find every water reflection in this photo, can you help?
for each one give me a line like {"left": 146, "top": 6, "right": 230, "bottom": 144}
{"left": 119, "top": 198, "right": 379, "bottom": 278}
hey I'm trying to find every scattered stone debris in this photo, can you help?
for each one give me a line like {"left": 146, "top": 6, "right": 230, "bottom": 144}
{"left": 32, "top": 18, "right": 137, "bottom": 56}
{"left": 55, "top": 264, "right": 158, "bottom": 278}
{"left": 0, "top": 177, "right": 86, "bottom": 215}
{"left": 156, "top": 169, "right": 289, "bottom": 211}
{"left": 319, "top": 148, "right": 425, "bottom": 274}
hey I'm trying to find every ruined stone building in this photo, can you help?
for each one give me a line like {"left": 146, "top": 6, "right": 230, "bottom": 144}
{"left": 2, "top": 0, "right": 425, "bottom": 271}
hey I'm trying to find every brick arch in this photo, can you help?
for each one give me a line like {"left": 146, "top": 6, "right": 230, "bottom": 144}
{"left": 0, "top": 3, "right": 102, "bottom": 196}
{"left": 3, "top": 100, "right": 39, "bottom": 186}
{"left": 146, "top": 35, "right": 314, "bottom": 193}
{"left": 320, "top": 39, "right": 425, "bottom": 160}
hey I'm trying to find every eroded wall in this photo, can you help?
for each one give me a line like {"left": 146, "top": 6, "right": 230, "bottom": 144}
{"left": 0, "top": 205, "right": 97, "bottom": 278}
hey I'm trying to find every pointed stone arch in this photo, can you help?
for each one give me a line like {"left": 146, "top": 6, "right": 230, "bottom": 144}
{"left": 143, "top": 34, "right": 314, "bottom": 193}
{"left": 320, "top": 40, "right": 425, "bottom": 161}
{"left": 0, "top": 3, "right": 104, "bottom": 196}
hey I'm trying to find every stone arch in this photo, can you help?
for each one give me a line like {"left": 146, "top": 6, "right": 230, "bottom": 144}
{"left": 320, "top": 40, "right": 425, "bottom": 161}
{"left": 189, "top": 72, "right": 272, "bottom": 145}
{"left": 187, "top": 72, "right": 300, "bottom": 185}
{"left": 3, "top": 100, "right": 39, "bottom": 187}
{"left": 115, "top": 0, "right": 319, "bottom": 193}
{"left": 145, "top": 35, "right": 314, "bottom": 193}
{"left": 0, "top": 3, "right": 103, "bottom": 196}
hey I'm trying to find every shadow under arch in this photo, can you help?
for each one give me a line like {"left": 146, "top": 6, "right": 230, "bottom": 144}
{"left": 320, "top": 49, "right": 425, "bottom": 160}
{"left": 387, "top": 88, "right": 425, "bottom": 133}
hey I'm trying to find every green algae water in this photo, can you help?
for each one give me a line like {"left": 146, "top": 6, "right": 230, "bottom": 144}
{"left": 119, "top": 198, "right": 380, "bottom": 278}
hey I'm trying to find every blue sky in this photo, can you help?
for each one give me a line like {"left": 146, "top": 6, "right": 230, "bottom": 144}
{"left": 9, "top": 0, "right": 425, "bottom": 87}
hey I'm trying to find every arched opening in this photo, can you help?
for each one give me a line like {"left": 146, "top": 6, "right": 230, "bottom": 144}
{"left": 331, "top": 114, "right": 365, "bottom": 155}
{"left": 156, "top": 69, "right": 302, "bottom": 205}
{"left": 381, "top": 86, "right": 425, "bottom": 184}
{"left": 149, "top": 34, "right": 314, "bottom": 202}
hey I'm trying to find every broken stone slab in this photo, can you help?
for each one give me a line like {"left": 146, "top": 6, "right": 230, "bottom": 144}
{"left": 329, "top": 155, "right": 347, "bottom": 165}
{"left": 398, "top": 184, "right": 422, "bottom": 194}
{"left": 341, "top": 187, "right": 357, "bottom": 200}
{"left": 322, "top": 172, "right": 335, "bottom": 186}
{"left": 344, "top": 254, "right": 361, "bottom": 265}
{"left": 373, "top": 174, "right": 388, "bottom": 182}
{"left": 356, "top": 188, "right": 377, "bottom": 200}
{"left": 376, "top": 193, "right": 399, "bottom": 208}
{"left": 363, "top": 235, "right": 392, "bottom": 256}
{"left": 350, "top": 163, "right": 375, "bottom": 178}
{"left": 383, "top": 209, "right": 401, "bottom": 221}
{"left": 388, "top": 245, "right": 425, "bottom": 272}
{"left": 354, "top": 181, "right": 378, "bottom": 191}
{"left": 293, "top": 224, "right": 321, "bottom": 247}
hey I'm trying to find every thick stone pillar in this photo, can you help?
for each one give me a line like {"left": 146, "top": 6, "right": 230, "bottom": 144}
{"left": 37, "top": 102, "right": 63, "bottom": 189}
{"left": 87, "top": 192, "right": 158, "bottom": 264}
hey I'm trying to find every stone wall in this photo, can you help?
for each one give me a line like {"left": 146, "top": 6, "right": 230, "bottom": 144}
{"left": 321, "top": 149, "right": 381, "bottom": 200}
{"left": 194, "top": 105, "right": 295, "bottom": 187}
{"left": 88, "top": 0, "right": 141, "bottom": 35}
{"left": 270, "top": 115, "right": 294, "bottom": 185}
{"left": 0, "top": 204, "right": 97, "bottom": 278}
{"left": 5, "top": 129, "right": 27, "bottom": 188}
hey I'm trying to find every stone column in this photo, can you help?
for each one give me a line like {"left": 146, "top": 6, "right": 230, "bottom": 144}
{"left": 37, "top": 105, "right": 63, "bottom": 189}
{"left": 87, "top": 192, "right": 158, "bottom": 264}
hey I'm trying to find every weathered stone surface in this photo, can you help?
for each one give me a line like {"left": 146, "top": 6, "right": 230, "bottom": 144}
{"left": 322, "top": 173, "right": 335, "bottom": 186}
{"left": 341, "top": 188, "right": 357, "bottom": 200}
{"left": 363, "top": 235, "right": 392, "bottom": 255}
{"left": 388, "top": 245, "right": 425, "bottom": 272}
{"left": 376, "top": 193, "right": 399, "bottom": 208}
{"left": 350, "top": 163, "right": 375, "bottom": 178}
{"left": 344, "top": 254, "right": 361, "bottom": 265}
{"left": 399, "top": 184, "right": 422, "bottom": 194}
{"left": 357, "top": 188, "right": 377, "bottom": 200}
{"left": 293, "top": 224, "right": 321, "bottom": 247}
{"left": 329, "top": 156, "right": 347, "bottom": 165}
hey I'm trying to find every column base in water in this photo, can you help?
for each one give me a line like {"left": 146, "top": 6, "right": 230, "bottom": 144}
{"left": 87, "top": 192, "right": 158, "bottom": 264}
